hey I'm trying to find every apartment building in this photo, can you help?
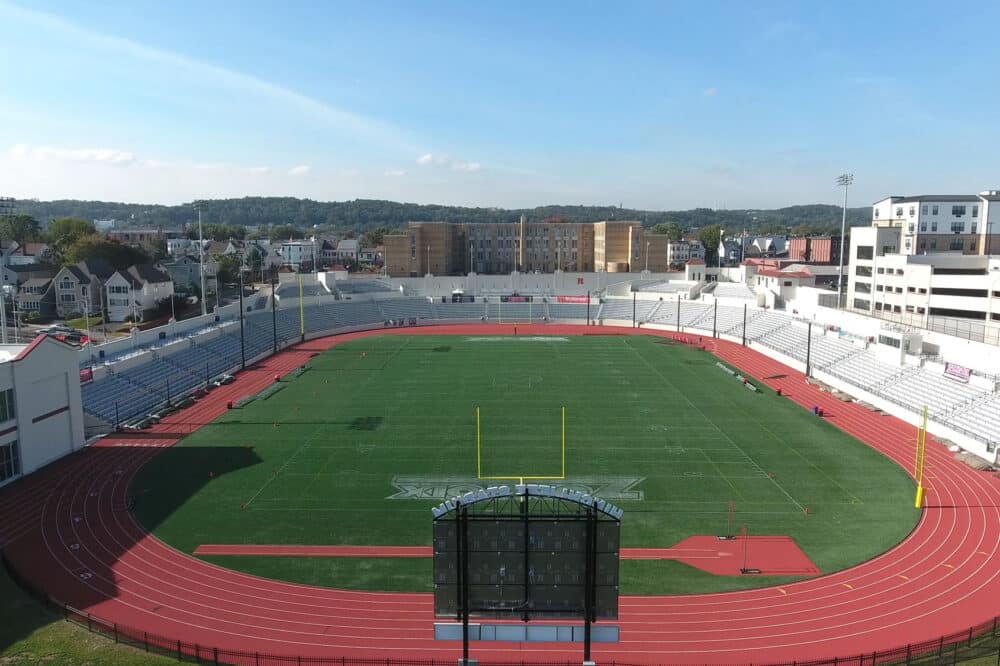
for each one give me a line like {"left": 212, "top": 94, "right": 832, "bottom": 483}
{"left": 871, "top": 191, "right": 1000, "bottom": 256}
{"left": 384, "top": 219, "right": 648, "bottom": 277}
{"left": 847, "top": 225, "right": 1000, "bottom": 326}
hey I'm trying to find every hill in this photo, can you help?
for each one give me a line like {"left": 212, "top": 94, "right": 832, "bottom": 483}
{"left": 11, "top": 197, "right": 871, "bottom": 236}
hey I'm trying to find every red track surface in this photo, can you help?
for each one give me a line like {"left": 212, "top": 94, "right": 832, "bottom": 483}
{"left": 1, "top": 324, "right": 999, "bottom": 664}
{"left": 193, "top": 538, "right": 819, "bottom": 577}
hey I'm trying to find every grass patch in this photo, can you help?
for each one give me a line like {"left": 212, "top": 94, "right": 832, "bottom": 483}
{"left": 133, "top": 334, "right": 920, "bottom": 595}
{"left": 64, "top": 315, "right": 102, "bottom": 330}
{"left": 0, "top": 565, "right": 172, "bottom": 665}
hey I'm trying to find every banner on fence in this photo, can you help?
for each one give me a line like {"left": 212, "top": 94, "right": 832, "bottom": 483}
{"left": 944, "top": 362, "right": 971, "bottom": 383}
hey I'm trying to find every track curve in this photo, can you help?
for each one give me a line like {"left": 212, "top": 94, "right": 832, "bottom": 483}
{"left": 2, "top": 324, "right": 999, "bottom": 664}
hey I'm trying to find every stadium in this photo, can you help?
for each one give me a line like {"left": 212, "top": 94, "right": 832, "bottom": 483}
{"left": 1, "top": 271, "right": 1000, "bottom": 666}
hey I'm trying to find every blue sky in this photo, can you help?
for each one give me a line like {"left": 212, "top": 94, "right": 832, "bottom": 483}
{"left": 1, "top": 0, "right": 997, "bottom": 209}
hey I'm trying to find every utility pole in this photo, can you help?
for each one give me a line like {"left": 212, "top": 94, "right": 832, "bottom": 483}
{"left": 197, "top": 205, "right": 207, "bottom": 316}
{"left": 836, "top": 173, "right": 854, "bottom": 309}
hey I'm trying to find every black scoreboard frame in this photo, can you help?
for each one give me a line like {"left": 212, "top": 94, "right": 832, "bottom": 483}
{"left": 432, "top": 484, "right": 622, "bottom": 663}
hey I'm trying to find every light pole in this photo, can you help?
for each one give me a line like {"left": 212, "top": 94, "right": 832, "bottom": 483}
{"left": 0, "top": 286, "right": 8, "bottom": 344}
{"left": 645, "top": 241, "right": 650, "bottom": 273}
{"left": 426, "top": 245, "right": 431, "bottom": 275}
{"left": 836, "top": 173, "right": 854, "bottom": 309}
{"left": 197, "top": 205, "right": 207, "bottom": 316}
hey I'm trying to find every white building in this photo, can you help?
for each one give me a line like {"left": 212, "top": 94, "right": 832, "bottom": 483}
{"left": 666, "top": 240, "right": 705, "bottom": 266}
{"left": 279, "top": 239, "right": 318, "bottom": 271}
{"left": 871, "top": 191, "right": 1000, "bottom": 256}
{"left": 848, "top": 225, "right": 1000, "bottom": 327}
{"left": 103, "top": 265, "right": 175, "bottom": 322}
{"left": 0, "top": 335, "right": 85, "bottom": 488}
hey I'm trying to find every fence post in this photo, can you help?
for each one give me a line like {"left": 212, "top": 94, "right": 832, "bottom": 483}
{"left": 952, "top": 641, "right": 959, "bottom": 665}
{"left": 177, "top": 639, "right": 181, "bottom": 661}
{"left": 970, "top": 627, "right": 975, "bottom": 646}
{"left": 144, "top": 632, "right": 149, "bottom": 652}
{"left": 114, "top": 623, "right": 118, "bottom": 644}
{"left": 994, "top": 616, "right": 998, "bottom": 637}
{"left": 255, "top": 652, "right": 260, "bottom": 666}
{"left": 905, "top": 644, "right": 911, "bottom": 665}
{"left": 214, "top": 647, "right": 219, "bottom": 665}
{"left": 939, "top": 636, "right": 945, "bottom": 657}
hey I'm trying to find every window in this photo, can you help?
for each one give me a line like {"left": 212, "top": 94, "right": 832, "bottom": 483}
{"left": 951, "top": 222, "right": 964, "bottom": 233}
{"left": 919, "top": 240, "right": 926, "bottom": 249}
{"left": 895, "top": 207, "right": 903, "bottom": 217}
{"left": 931, "top": 222, "right": 938, "bottom": 231}
{"left": 855, "top": 282, "right": 871, "bottom": 294}
{"left": 952, "top": 205, "right": 966, "bottom": 216}
{"left": 876, "top": 285, "right": 884, "bottom": 292}
{"left": 920, "top": 223, "right": 927, "bottom": 232}
{"left": 896, "top": 269, "right": 904, "bottom": 275}
{"left": 881, "top": 245, "right": 897, "bottom": 255}
{"left": 905, "top": 239, "right": 912, "bottom": 250}
{"left": 856, "top": 265, "right": 872, "bottom": 277}
{"left": 0, "top": 389, "right": 14, "bottom": 422}
{"left": 917, "top": 307, "right": 926, "bottom": 314}
{"left": 876, "top": 267, "right": 885, "bottom": 274}
{"left": 878, "top": 335, "right": 901, "bottom": 349}
{"left": 0, "top": 440, "right": 20, "bottom": 483}
{"left": 874, "top": 209, "right": 880, "bottom": 219}
{"left": 930, "top": 240, "right": 937, "bottom": 249}
{"left": 907, "top": 286, "right": 916, "bottom": 293}
{"left": 853, "top": 298, "right": 870, "bottom": 310}
{"left": 908, "top": 223, "right": 915, "bottom": 233}
{"left": 950, "top": 239, "right": 963, "bottom": 250}
{"left": 894, "top": 305, "right": 901, "bottom": 313}
{"left": 973, "top": 205, "right": 978, "bottom": 218}
{"left": 856, "top": 246, "right": 874, "bottom": 260}
{"left": 905, "top": 305, "right": 915, "bottom": 313}
{"left": 922, "top": 205, "right": 928, "bottom": 215}
{"left": 971, "top": 223, "right": 977, "bottom": 234}
{"left": 969, "top": 241, "right": 977, "bottom": 251}
{"left": 59, "top": 294, "right": 75, "bottom": 303}
{"left": 59, "top": 279, "right": 73, "bottom": 290}
{"left": 909, "top": 206, "right": 915, "bottom": 217}
{"left": 932, "top": 205, "right": 939, "bottom": 215}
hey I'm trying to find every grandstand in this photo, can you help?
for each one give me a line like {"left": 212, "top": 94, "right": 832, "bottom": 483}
{"left": 75, "top": 291, "right": 1000, "bottom": 452}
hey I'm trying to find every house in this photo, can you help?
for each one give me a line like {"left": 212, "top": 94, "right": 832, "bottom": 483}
{"left": 320, "top": 239, "right": 337, "bottom": 267}
{"left": 336, "top": 239, "right": 360, "bottom": 263}
{"left": 157, "top": 255, "right": 217, "bottom": 294}
{"left": 103, "top": 264, "right": 174, "bottom": 322}
{"left": 7, "top": 242, "right": 50, "bottom": 266}
{"left": 16, "top": 278, "right": 56, "bottom": 319}
{"left": 51, "top": 258, "right": 115, "bottom": 318}
{"left": 1, "top": 264, "right": 57, "bottom": 290}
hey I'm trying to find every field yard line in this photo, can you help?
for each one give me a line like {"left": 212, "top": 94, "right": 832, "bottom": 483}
{"left": 242, "top": 425, "right": 328, "bottom": 508}
{"left": 624, "top": 337, "right": 807, "bottom": 513}
{"left": 696, "top": 448, "right": 747, "bottom": 502}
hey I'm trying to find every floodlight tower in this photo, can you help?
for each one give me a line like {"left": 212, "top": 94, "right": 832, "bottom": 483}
{"left": 836, "top": 173, "right": 854, "bottom": 309}
{"left": 195, "top": 202, "right": 208, "bottom": 316}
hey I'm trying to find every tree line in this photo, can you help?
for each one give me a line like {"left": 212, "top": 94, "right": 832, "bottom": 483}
{"left": 12, "top": 197, "right": 871, "bottom": 236}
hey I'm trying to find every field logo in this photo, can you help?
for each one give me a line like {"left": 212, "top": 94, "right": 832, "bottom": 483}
{"left": 387, "top": 476, "right": 644, "bottom": 501}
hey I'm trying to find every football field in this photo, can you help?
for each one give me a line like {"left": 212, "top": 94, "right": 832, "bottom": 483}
{"left": 133, "top": 334, "right": 919, "bottom": 595}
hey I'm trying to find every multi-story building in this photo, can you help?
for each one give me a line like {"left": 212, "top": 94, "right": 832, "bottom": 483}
{"left": 278, "top": 239, "right": 319, "bottom": 271}
{"left": 847, "top": 225, "right": 1000, "bottom": 326}
{"left": 664, "top": 240, "right": 706, "bottom": 268}
{"left": 871, "top": 191, "right": 1000, "bottom": 256}
{"left": 787, "top": 236, "right": 841, "bottom": 264}
{"left": 384, "top": 219, "right": 649, "bottom": 277}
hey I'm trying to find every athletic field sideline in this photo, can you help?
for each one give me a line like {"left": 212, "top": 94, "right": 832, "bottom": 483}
{"left": 133, "top": 334, "right": 918, "bottom": 595}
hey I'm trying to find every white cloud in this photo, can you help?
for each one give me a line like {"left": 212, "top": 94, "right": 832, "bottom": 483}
{"left": 384, "top": 169, "right": 406, "bottom": 177}
{"left": 416, "top": 153, "right": 482, "bottom": 173}
{"left": 245, "top": 166, "right": 271, "bottom": 174}
{"left": 288, "top": 165, "right": 311, "bottom": 176}
{"left": 9, "top": 143, "right": 135, "bottom": 165}
{"left": 703, "top": 87, "right": 717, "bottom": 97}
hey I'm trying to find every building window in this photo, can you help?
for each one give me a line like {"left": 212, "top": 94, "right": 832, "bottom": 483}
{"left": 951, "top": 222, "right": 964, "bottom": 233}
{"left": 952, "top": 205, "right": 966, "bottom": 216}
{"left": 905, "top": 239, "right": 912, "bottom": 250}
{"left": 59, "top": 279, "right": 73, "bottom": 290}
{"left": 917, "top": 307, "right": 926, "bottom": 314}
{"left": 932, "top": 205, "right": 939, "bottom": 215}
{"left": 856, "top": 246, "right": 874, "bottom": 260}
{"left": 972, "top": 205, "right": 978, "bottom": 218}
{"left": 931, "top": 222, "right": 938, "bottom": 231}
{"left": 874, "top": 209, "right": 880, "bottom": 219}
{"left": 950, "top": 239, "right": 963, "bottom": 250}
{"left": 854, "top": 298, "right": 871, "bottom": 310}
{"left": 876, "top": 285, "right": 884, "bottom": 292}
{"left": 876, "top": 267, "right": 884, "bottom": 274}
{"left": 0, "top": 389, "right": 14, "bottom": 422}
{"left": 922, "top": 205, "right": 928, "bottom": 215}
{"left": 919, "top": 240, "right": 926, "bottom": 249}
{"left": 920, "top": 223, "right": 927, "bottom": 232}
{"left": 905, "top": 305, "right": 914, "bottom": 313}
{"left": 909, "top": 206, "right": 915, "bottom": 217}
{"left": 0, "top": 440, "right": 20, "bottom": 483}
{"left": 908, "top": 223, "right": 915, "bottom": 233}
{"left": 971, "top": 223, "right": 977, "bottom": 234}
{"left": 895, "top": 207, "right": 903, "bottom": 217}
{"left": 930, "top": 240, "right": 937, "bottom": 249}
{"left": 59, "top": 294, "right": 75, "bottom": 303}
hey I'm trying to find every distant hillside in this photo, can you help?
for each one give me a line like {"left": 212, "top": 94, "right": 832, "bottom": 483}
{"left": 11, "top": 197, "right": 871, "bottom": 235}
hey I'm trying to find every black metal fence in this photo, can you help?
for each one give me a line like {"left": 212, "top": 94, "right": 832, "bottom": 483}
{"left": 4, "top": 550, "right": 1000, "bottom": 666}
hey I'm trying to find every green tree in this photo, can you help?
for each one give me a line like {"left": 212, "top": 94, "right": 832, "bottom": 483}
{"left": 64, "top": 236, "right": 150, "bottom": 270}
{"left": 649, "top": 222, "right": 683, "bottom": 239}
{"left": 215, "top": 255, "right": 242, "bottom": 284}
{"left": 186, "top": 223, "right": 246, "bottom": 241}
{"left": 267, "top": 224, "right": 305, "bottom": 241}
{"left": 47, "top": 217, "right": 97, "bottom": 262}
{"left": 0, "top": 214, "right": 41, "bottom": 246}
{"left": 697, "top": 225, "right": 723, "bottom": 266}
{"left": 361, "top": 226, "right": 403, "bottom": 247}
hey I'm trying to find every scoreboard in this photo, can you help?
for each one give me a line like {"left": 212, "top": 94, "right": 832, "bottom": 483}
{"left": 433, "top": 515, "right": 620, "bottom": 619}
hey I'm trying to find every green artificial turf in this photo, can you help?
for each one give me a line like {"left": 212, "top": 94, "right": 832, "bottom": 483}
{"left": 133, "top": 334, "right": 920, "bottom": 594}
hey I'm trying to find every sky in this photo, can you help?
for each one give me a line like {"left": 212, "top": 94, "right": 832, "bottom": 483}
{"left": 1, "top": 0, "right": 998, "bottom": 210}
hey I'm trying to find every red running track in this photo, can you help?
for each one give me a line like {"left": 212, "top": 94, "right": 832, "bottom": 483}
{"left": 1, "top": 324, "right": 999, "bottom": 664}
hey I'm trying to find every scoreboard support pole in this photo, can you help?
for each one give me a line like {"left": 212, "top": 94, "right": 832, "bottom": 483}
{"left": 583, "top": 503, "right": 598, "bottom": 663}
{"left": 458, "top": 506, "right": 471, "bottom": 664}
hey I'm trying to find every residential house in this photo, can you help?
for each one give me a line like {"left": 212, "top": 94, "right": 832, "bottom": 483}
{"left": 51, "top": 259, "right": 115, "bottom": 318}
{"left": 157, "top": 255, "right": 217, "bottom": 294}
{"left": 103, "top": 264, "right": 174, "bottom": 322}
{"left": 7, "top": 242, "right": 50, "bottom": 266}
{"left": 335, "top": 239, "right": 359, "bottom": 263}
{"left": 16, "top": 278, "right": 56, "bottom": 319}
{"left": 1, "top": 264, "right": 57, "bottom": 290}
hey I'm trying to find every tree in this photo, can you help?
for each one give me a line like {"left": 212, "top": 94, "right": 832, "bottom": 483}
{"left": 215, "top": 255, "right": 242, "bottom": 284}
{"left": 47, "top": 217, "right": 97, "bottom": 262}
{"left": 0, "top": 214, "right": 41, "bottom": 246}
{"left": 267, "top": 224, "right": 305, "bottom": 241}
{"left": 186, "top": 223, "right": 246, "bottom": 241}
{"left": 361, "top": 226, "right": 403, "bottom": 247}
{"left": 649, "top": 222, "right": 683, "bottom": 240}
{"left": 64, "top": 236, "right": 150, "bottom": 270}
{"left": 697, "top": 225, "right": 723, "bottom": 267}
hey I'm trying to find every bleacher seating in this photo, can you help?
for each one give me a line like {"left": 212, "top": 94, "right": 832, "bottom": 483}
{"left": 335, "top": 280, "right": 393, "bottom": 295}
{"left": 712, "top": 283, "right": 756, "bottom": 300}
{"left": 376, "top": 298, "right": 434, "bottom": 321}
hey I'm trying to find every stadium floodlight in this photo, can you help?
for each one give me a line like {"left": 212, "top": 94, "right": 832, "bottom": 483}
{"left": 836, "top": 173, "right": 854, "bottom": 309}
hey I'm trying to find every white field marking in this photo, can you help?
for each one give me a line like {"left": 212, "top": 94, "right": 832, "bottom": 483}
{"left": 465, "top": 336, "right": 569, "bottom": 342}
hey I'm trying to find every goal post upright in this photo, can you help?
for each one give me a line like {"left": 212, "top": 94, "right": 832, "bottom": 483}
{"left": 914, "top": 405, "right": 928, "bottom": 508}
